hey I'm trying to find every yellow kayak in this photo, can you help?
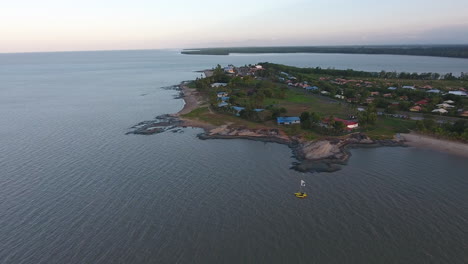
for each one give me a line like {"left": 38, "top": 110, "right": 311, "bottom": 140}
{"left": 294, "top": 192, "right": 308, "bottom": 198}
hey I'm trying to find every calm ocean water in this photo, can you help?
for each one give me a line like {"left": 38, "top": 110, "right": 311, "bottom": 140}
{"left": 0, "top": 50, "right": 467, "bottom": 263}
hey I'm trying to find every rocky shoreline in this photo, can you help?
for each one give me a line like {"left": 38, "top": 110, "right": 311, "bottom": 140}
{"left": 197, "top": 125, "right": 405, "bottom": 172}
{"left": 127, "top": 81, "right": 406, "bottom": 173}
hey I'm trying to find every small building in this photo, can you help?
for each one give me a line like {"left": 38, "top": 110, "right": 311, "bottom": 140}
{"left": 305, "top": 86, "right": 319, "bottom": 91}
{"left": 370, "top": 91, "right": 380, "bottom": 96}
{"left": 217, "top": 92, "right": 228, "bottom": 98}
{"left": 335, "top": 95, "right": 345, "bottom": 99}
{"left": 323, "top": 118, "right": 359, "bottom": 130}
{"left": 277, "top": 117, "right": 301, "bottom": 125}
{"left": 232, "top": 106, "right": 245, "bottom": 116}
{"left": 218, "top": 102, "right": 229, "bottom": 107}
{"left": 432, "top": 108, "right": 448, "bottom": 114}
{"left": 366, "top": 98, "right": 375, "bottom": 104}
{"left": 459, "top": 111, "right": 468, "bottom": 117}
{"left": 402, "top": 85, "right": 415, "bottom": 90}
{"left": 383, "top": 93, "right": 392, "bottom": 98}
{"left": 436, "top": 103, "right": 454, "bottom": 109}
{"left": 427, "top": 89, "right": 440, "bottom": 94}
{"left": 410, "top": 106, "right": 422, "bottom": 112}
{"left": 388, "top": 86, "right": 397, "bottom": 90}
{"left": 219, "top": 96, "right": 230, "bottom": 102}
{"left": 211, "top": 83, "right": 228, "bottom": 88}
{"left": 253, "top": 109, "right": 264, "bottom": 112}
{"left": 415, "top": 99, "right": 429, "bottom": 106}
{"left": 448, "top": 91, "right": 467, "bottom": 96}
{"left": 223, "top": 66, "right": 235, "bottom": 74}
{"left": 444, "top": 100, "right": 455, "bottom": 104}
{"left": 321, "top": 91, "right": 330, "bottom": 95}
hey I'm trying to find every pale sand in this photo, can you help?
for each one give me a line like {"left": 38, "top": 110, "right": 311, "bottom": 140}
{"left": 176, "top": 84, "right": 201, "bottom": 115}
{"left": 401, "top": 132, "right": 468, "bottom": 158}
{"left": 175, "top": 83, "right": 216, "bottom": 131}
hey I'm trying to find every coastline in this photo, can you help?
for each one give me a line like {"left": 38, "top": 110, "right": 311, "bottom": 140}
{"left": 130, "top": 80, "right": 467, "bottom": 172}
{"left": 401, "top": 132, "right": 468, "bottom": 158}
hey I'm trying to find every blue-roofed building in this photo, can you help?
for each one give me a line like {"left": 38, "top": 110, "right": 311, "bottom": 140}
{"left": 427, "top": 89, "right": 441, "bottom": 94}
{"left": 305, "top": 86, "right": 319, "bottom": 91}
{"left": 232, "top": 106, "right": 246, "bottom": 116}
{"left": 277, "top": 117, "right": 301, "bottom": 125}
{"left": 218, "top": 96, "right": 230, "bottom": 101}
{"left": 388, "top": 87, "right": 397, "bottom": 90}
{"left": 218, "top": 102, "right": 229, "bottom": 107}
{"left": 253, "top": 109, "right": 264, "bottom": 112}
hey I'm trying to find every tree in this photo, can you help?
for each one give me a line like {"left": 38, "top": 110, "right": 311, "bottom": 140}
{"left": 333, "top": 121, "right": 346, "bottom": 132}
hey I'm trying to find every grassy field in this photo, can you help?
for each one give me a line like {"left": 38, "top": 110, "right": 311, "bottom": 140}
{"left": 182, "top": 107, "right": 267, "bottom": 129}
{"left": 265, "top": 88, "right": 353, "bottom": 118}
{"left": 363, "top": 117, "right": 417, "bottom": 139}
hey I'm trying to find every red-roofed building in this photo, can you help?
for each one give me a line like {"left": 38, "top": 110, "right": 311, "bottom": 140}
{"left": 323, "top": 118, "right": 359, "bottom": 130}
{"left": 415, "top": 99, "right": 429, "bottom": 105}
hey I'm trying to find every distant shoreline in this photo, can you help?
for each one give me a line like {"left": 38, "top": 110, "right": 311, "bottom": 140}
{"left": 181, "top": 45, "right": 468, "bottom": 59}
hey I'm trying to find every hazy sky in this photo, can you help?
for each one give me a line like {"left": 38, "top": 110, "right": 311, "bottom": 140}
{"left": 1, "top": 0, "right": 468, "bottom": 53}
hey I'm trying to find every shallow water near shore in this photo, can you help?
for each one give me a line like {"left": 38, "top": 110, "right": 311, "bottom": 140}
{"left": 0, "top": 50, "right": 467, "bottom": 263}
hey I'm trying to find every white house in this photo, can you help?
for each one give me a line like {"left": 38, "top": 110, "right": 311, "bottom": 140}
{"left": 448, "top": 91, "right": 467, "bottom": 96}
{"left": 432, "top": 109, "right": 448, "bottom": 114}
{"left": 211, "top": 83, "right": 228, "bottom": 88}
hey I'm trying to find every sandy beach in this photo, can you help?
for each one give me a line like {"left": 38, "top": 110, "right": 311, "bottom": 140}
{"left": 401, "top": 132, "right": 468, "bottom": 158}
{"left": 176, "top": 84, "right": 201, "bottom": 115}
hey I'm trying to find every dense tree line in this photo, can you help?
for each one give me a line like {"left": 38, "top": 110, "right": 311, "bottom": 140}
{"left": 262, "top": 63, "right": 466, "bottom": 80}
{"left": 416, "top": 118, "right": 468, "bottom": 141}
{"left": 182, "top": 45, "right": 468, "bottom": 59}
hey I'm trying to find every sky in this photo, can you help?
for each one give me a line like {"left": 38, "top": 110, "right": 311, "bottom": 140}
{"left": 1, "top": 0, "right": 468, "bottom": 53}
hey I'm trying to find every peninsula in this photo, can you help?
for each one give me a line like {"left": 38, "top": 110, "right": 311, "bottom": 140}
{"left": 130, "top": 63, "right": 468, "bottom": 171}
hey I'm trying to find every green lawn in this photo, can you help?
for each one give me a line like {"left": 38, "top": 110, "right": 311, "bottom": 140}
{"left": 363, "top": 117, "right": 417, "bottom": 139}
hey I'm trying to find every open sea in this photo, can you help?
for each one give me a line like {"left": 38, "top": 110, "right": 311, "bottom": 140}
{"left": 0, "top": 50, "right": 467, "bottom": 263}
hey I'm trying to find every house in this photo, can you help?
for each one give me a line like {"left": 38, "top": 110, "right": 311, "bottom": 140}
{"left": 388, "top": 87, "right": 397, "bottom": 90}
{"left": 459, "top": 111, "right": 468, "bottom": 117}
{"left": 448, "top": 91, "right": 467, "bottom": 96}
{"left": 335, "top": 95, "right": 345, "bottom": 99}
{"left": 218, "top": 102, "right": 229, "bottom": 107}
{"left": 323, "top": 117, "right": 359, "bottom": 130}
{"left": 321, "top": 91, "right": 330, "bottom": 95}
{"left": 415, "top": 99, "right": 429, "bottom": 106}
{"left": 444, "top": 100, "right": 455, "bottom": 104}
{"left": 357, "top": 107, "right": 365, "bottom": 112}
{"left": 253, "top": 109, "right": 264, "bottom": 112}
{"left": 211, "top": 83, "right": 228, "bottom": 88}
{"left": 254, "top": 65, "right": 263, "bottom": 69}
{"left": 277, "top": 117, "right": 301, "bottom": 125}
{"left": 366, "top": 98, "right": 375, "bottom": 104}
{"left": 223, "top": 66, "right": 235, "bottom": 74}
{"left": 402, "top": 85, "right": 415, "bottom": 90}
{"left": 398, "top": 96, "right": 409, "bottom": 101}
{"left": 219, "top": 96, "right": 230, "bottom": 101}
{"left": 427, "top": 89, "right": 440, "bottom": 94}
{"left": 370, "top": 91, "right": 380, "bottom": 96}
{"left": 305, "top": 86, "right": 319, "bottom": 91}
{"left": 421, "top": 85, "right": 433, "bottom": 89}
{"left": 383, "top": 93, "right": 392, "bottom": 98}
{"left": 410, "top": 106, "right": 422, "bottom": 112}
{"left": 436, "top": 103, "right": 454, "bottom": 109}
{"left": 432, "top": 109, "right": 448, "bottom": 114}
{"left": 217, "top": 92, "right": 228, "bottom": 98}
{"left": 232, "top": 106, "right": 245, "bottom": 116}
